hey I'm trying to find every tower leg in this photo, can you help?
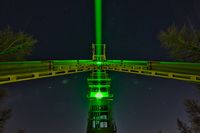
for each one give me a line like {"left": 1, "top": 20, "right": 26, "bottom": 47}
{"left": 87, "top": 70, "right": 117, "bottom": 133}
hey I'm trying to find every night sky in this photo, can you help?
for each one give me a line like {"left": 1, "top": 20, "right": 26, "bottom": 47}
{"left": 0, "top": 0, "right": 200, "bottom": 133}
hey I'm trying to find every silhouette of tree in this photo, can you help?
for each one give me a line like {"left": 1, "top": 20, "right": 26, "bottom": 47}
{"left": 177, "top": 118, "right": 192, "bottom": 133}
{"left": 0, "top": 89, "right": 11, "bottom": 133}
{"left": 18, "top": 128, "right": 26, "bottom": 133}
{"left": 159, "top": 24, "right": 200, "bottom": 62}
{"left": 157, "top": 130, "right": 163, "bottom": 133}
{"left": 158, "top": 24, "right": 200, "bottom": 133}
{"left": 177, "top": 99, "right": 200, "bottom": 133}
{"left": 0, "top": 26, "right": 37, "bottom": 61}
{"left": 0, "top": 26, "right": 36, "bottom": 132}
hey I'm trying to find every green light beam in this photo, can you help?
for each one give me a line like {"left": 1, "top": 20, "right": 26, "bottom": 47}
{"left": 95, "top": 0, "right": 102, "bottom": 57}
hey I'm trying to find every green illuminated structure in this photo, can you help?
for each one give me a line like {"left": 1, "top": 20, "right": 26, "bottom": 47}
{"left": 0, "top": 0, "right": 200, "bottom": 133}
{"left": 95, "top": 0, "right": 103, "bottom": 56}
{"left": 88, "top": 0, "right": 116, "bottom": 132}
{"left": 87, "top": 70, "right": 116, "bottom": 132}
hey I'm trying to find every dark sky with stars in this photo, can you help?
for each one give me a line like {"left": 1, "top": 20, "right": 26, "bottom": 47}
{"left": 0, "top": 0, "right": 200, "bottom": 133}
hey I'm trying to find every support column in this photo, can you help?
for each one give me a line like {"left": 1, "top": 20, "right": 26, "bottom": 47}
{"left": 87, "top": 70, "right": 117, "bottom": 133}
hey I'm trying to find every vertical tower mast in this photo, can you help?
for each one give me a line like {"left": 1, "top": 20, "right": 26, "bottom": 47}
{"left": 93, "top": 0, "right": 106, "bottom": 61}
{"left": 87, "top": 0, "right": 116, "bottom": 132}
{"left": 95, "top": 0, "right": 102, "bottom": 45}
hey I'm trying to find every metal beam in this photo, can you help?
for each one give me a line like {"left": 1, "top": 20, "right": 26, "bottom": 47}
{"left": 1, "top": 60, "right": 200, "bottom": 84}
{"left": 0, "top": 60, "right": 95, "bottom": 85}
{"left": 102, "top": 60, "right": 200, "bottom": 83}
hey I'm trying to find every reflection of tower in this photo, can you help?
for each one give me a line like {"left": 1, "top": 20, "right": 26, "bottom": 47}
{"left": 87, "top": 70, "right": 117, "bottom": 133}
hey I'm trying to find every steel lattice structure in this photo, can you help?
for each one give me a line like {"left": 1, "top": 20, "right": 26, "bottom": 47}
{"left": 0, "top": 0, "right": 200, "bottom": 132}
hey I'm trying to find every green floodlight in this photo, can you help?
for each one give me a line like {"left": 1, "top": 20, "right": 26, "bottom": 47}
{"left": 95, "top": 92, "right": 103, "bottom": 99}
{"left": 96, "top": 61, "right": 102, "bottom": 66}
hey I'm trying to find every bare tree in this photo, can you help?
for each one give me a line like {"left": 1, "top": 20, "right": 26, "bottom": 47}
{"left": 0, "top": 89, "right": 11, "bottom": 133}
{"left": 18, "top": 128, "right": 26, "bottom": 133}
{"left": 177, "top": 118, "right": 192, "bottom": 133}
{"left": 159, "top": 24, "right": 200, "bottom": 62}
{"left": 157, "top": 130, "right": 163, "bottom": 133}
{"left": 158, "top": 24, "right": 200, "bottom": 133}
{"left": 0, "top": 26, "right": 36, "bottom": 132}
{"left": 0, "top": 26, "right": 37, "bottom": 61}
